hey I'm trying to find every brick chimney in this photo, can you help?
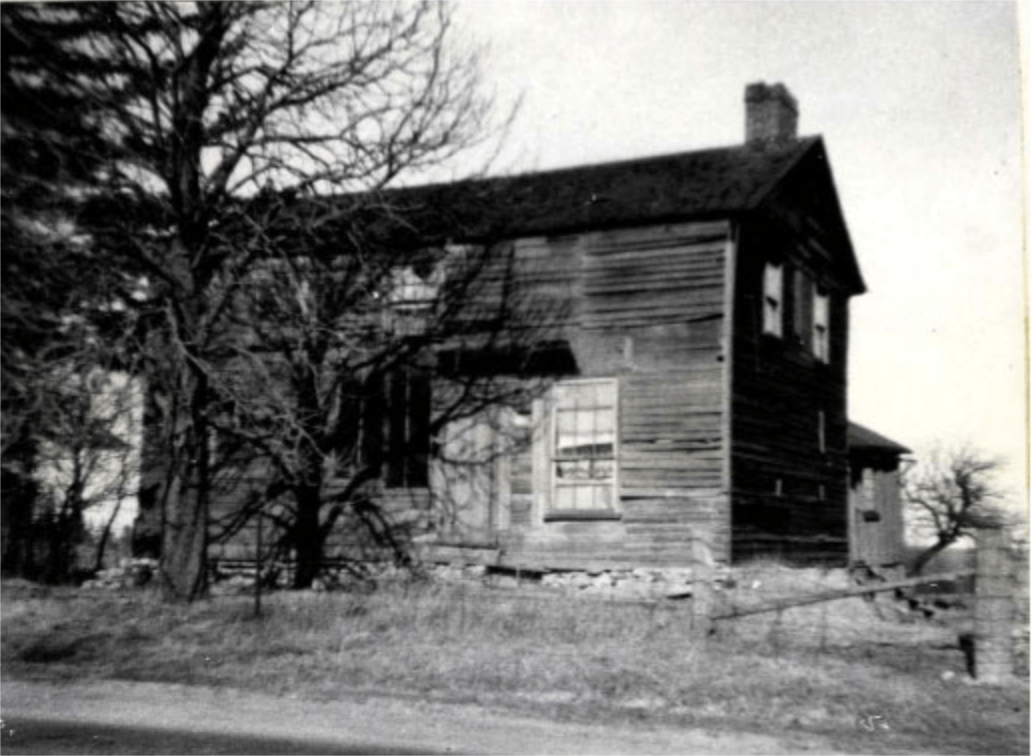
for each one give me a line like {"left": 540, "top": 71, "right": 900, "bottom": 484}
{"left": 745, "top": 82, "right": 798, "bottom": 144}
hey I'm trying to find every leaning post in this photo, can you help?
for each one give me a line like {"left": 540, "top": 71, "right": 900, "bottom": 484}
{"left": 973, "top": 528, "right": 1013, "bottom": 682}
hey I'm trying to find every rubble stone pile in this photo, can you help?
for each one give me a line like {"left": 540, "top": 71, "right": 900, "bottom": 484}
{"left": 420, "top": 562, "right": 733, "bottom": 600}
{"left": 80, "top": 558, "right": 157, "bottom": 590}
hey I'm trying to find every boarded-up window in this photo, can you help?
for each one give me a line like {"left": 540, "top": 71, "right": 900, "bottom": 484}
{"left": 363, "top": 369, "right": 431, "bottom": 488}
{"left": 550, "top": 380, "right": 618, "bottom": 516}
{"left": 813, "top": 290, "right": 830, "bottom": 363}
{"left": 762, "top": 263, "right": 783, "bottom": 337}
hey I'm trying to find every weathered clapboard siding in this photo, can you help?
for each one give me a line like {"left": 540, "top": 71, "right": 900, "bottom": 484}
{"left": 476, "top": 221, "right": 731, "bottom": 569}
{"left": 848, "top": 467, "right": 905, "bottom": 566}
{"left": 729, "top": 188, "right": 853, "bottom": 563}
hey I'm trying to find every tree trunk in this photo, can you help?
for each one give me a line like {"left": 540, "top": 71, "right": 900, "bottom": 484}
{"left": 1, "top": 434, "right": 39, "bottom": 578}
{"left": 293, "top": 484, "right": 324, "bottom": 589}
{"left": 911, "top": 538, "right": 953, "bottom": 577}
{"left": 93, "top": 497, "right": 123, "bottom": 573}
{"left": 160, "top": 461, "right": 209, "bottom": 600}
{"left": 158, "top": 364, "right": 212, "bottom": 602}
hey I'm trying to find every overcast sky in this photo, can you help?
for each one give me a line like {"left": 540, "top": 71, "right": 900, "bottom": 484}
{"left": 450, "top": 1, "right": 1027, "bottom": 509}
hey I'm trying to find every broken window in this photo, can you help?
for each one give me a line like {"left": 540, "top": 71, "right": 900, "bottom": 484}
{"left": 550, "top": 379, "right": 618, "bottom": 517}
{"left": 762, "top": 262, "right": 783, "bottom": 337}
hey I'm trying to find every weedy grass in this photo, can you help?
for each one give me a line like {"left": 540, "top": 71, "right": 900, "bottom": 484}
{"left": 2, "top": 576, "right": 1027, "bottom": 755}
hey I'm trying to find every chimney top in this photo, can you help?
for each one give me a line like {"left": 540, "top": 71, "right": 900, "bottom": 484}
{"left": 745, "top": 82, "right": 798, "bottom": 144}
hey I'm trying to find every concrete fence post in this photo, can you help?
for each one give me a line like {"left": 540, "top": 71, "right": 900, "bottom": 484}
{"left": 974, "top": 528, "right": 1014, "bottom": 682}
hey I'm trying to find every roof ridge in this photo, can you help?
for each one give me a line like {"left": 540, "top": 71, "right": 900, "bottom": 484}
{"left": 398, "top": 135, "right": 822, "bottom": 193}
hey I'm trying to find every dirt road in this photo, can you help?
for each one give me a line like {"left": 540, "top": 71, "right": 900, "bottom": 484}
{"left": 1, "top": 678, "right": 836, "bottom": 755}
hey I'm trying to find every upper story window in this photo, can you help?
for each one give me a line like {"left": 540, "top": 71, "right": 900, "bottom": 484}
{"left": 549, "top": 379, "right": 618, "bottom": 518}
{"left": 792, "top": 268, "right": 814, "bottom": 347}
{"left": 762, "top": 262, "right": 783, "bottom": 337}
{"left": 813, "top": 290, "right": 830, "bottom": 363}
{"left": 383, "top": 245, "right": 470, "bottom": 336}
{"left": 781, "top": 266, "right": 832, "bottom": 363}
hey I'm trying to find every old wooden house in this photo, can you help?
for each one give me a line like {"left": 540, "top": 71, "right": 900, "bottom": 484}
{"left": 195, "top": 82, "right": 909, "bottom": 574}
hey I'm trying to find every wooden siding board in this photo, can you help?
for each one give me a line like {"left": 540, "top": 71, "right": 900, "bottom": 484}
{"left": 486, "top": 221, "right": 733, "bottom": 569}
{"left": 729, "top": 215, "right": 852, "bottom": 564}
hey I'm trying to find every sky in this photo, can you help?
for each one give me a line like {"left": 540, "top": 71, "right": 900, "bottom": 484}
{"left": 447, "top": 1, "right": 1028, "bottom": 513}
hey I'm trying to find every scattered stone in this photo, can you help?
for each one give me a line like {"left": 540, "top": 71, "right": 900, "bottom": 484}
{"left": 80, "top": 558, "right": 157, "bottom": 591}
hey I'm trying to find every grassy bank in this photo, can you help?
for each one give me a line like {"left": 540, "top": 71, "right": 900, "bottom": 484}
{"left": 2, "top": 576, "right": 1027, "bottom": 754}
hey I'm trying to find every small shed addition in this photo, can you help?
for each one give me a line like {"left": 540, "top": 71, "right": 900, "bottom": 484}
{"left": 848, "top": 422, "right": 910, "bottom": 569}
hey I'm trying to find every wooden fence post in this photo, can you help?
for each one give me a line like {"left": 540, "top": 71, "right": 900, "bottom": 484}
{"left": 691, "top": 536, "right": 713, "bottom": 634}
{"left": 974, "top": 528, "right": 1013, "bottom": 682}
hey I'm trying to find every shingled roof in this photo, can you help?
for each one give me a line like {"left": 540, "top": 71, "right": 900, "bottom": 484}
{"left": 848, "top": 422, "right": 910, "bottom": 455}
{"left": 364, "top": 136, "right": 823, "bottom": 244}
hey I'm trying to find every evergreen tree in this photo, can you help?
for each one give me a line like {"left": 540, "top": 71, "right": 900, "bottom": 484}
{"left": 4, "top": 2, "right": 503, "bottom": 599}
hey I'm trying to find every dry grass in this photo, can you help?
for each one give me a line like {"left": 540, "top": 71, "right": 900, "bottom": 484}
{"left": 2, "top": 576, "right": 1027, "bottom": 755}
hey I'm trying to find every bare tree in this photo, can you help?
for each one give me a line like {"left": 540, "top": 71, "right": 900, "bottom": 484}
{"left": 32, "top": 365, "right": 142, "bottom": 581}
{"left": 204, "top": 193, "right": 562, "bottom": 588}
{"left": 3, "top": 2, "right": 510, "bottom": 600}
{"left": 904, "top": 445, "right": 1010, "bottom": 576}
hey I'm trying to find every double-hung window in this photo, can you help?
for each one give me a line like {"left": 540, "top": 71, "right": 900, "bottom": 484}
{"left": 550, "top": 379, "right": 618, "bottom": 517}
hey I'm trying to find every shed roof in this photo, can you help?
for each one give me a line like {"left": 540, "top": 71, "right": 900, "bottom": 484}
{"left": 848, "top": 422, "right": 910, "bottom": 455}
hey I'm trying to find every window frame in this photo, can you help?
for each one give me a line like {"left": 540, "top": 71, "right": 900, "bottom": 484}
{"left": 812, "top": 288, "right": 830, "bottom": 363}
{"left": 363, "top": 368, "right": 432, "bottom": 490}
{"left": 762, "top": 262, "right": 784, "bottom": 337}
{"left": 792, "top": 268, "right": 814, "bottom": 349}
{"left": 546, "top": 378, "right": 620, "bottom": 521}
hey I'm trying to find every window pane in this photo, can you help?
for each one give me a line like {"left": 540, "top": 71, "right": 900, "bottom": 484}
{"left": 558, "top": 383, "right": 592, "bottom": 408}
{"left": 764, "top": 263, "right": 783, "bottom": 298}
{"left": 595, "top": 409, "right": 615, "bottom": 449}
{"left": 814, "top": 325, "right": 829, "bottom": 363}
{"left": 575, "top": 412, "right": 595, "bottom": 441}
{"left": 591, "top": 459, "right": 614, "bottom": 480}
{"left": 556, "top": 410, "right": 579, "bottom": 456}
{"left": 595, "top": 381, "right": 616, "bottom": 407}
{"left": 763, "top": 263, "right": 783, "bottom": 337}
{"left": 556, "top": 460, "right": 591, "bottom": 480}
{"left": 550, "top": 380, "right": 618, "bottom": 515}
{"left": 555, "top": 486, "right": 575, "bottom": 510}
{"left": 814, "top": 292, "right": 829, "bottom": 325}
{"left": 572, "top": 485, "right": 595, "bottom": 510}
